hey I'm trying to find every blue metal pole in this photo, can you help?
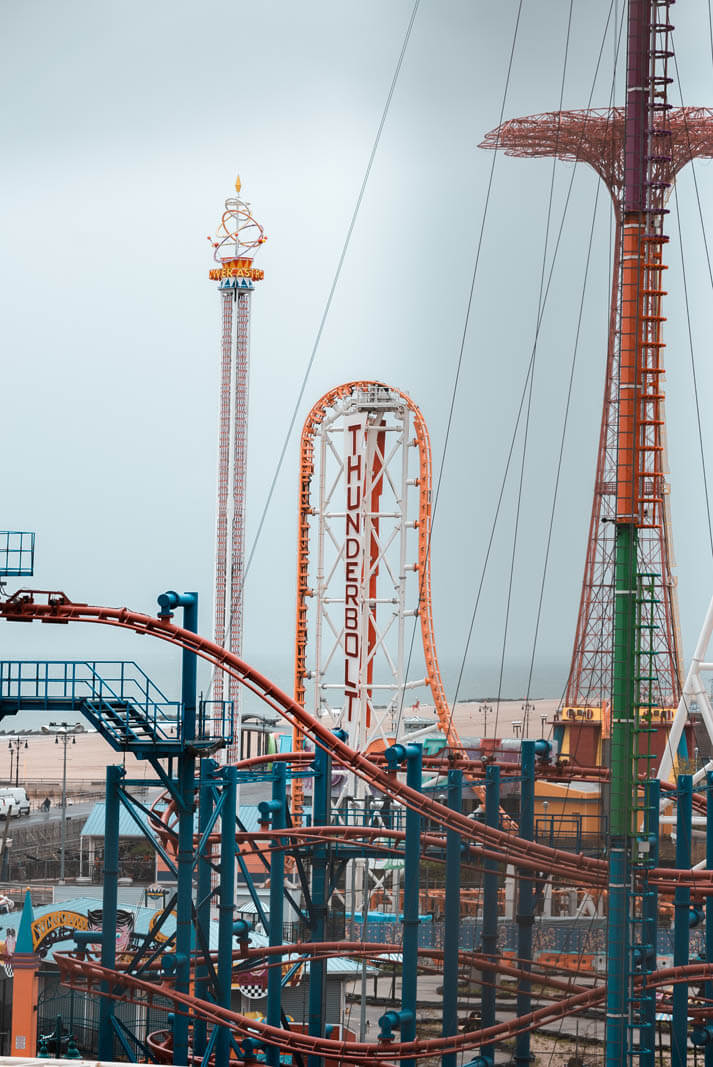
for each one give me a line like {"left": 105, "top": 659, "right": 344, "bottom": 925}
{"left": 98, "top": 763, "right": 122, "bottom": 1061}
{"left": 157, "top": 590, "right": 198, "bottom": 741}
{"left": 308, "top": 742, "right": 331, "bottom": 1067}
{"left": 215, "top": 765, "right": 238, "bottom": 1067}
{"left": 441, "top": 768, "right": 462, "bottom": 1067}
{"left": 672, "top": 774, "right": 692, "bottom": 1067}
{"left": 194, "top": 758, "right": 214, "bottom": 1060}
{"left": 706, "top": 770, "right": 713, "bottom": 1067}
{"left": 266, "top": 762, "right": 286, "bottom": 1067}
{"left": 401, "top": 745, "right": 422, "bottom": 1067}
{"left": 481, "top": 764, "right": 500, "bottom": 1065}
{"left": 639, "top": 777, "right": 659, "bottom": 1067}
{"left": 157, "top": 590, "right": 198, "bottom": 1066}
{"left": 515, "top": 741, "right": 535, "bottom": 1067}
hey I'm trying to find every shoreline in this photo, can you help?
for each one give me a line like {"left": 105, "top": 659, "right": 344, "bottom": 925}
{"left": 2, "top": 697, "right": 560, "bottom": 791}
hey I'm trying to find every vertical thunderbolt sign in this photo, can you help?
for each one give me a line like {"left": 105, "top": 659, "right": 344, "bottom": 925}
{"left": 344, "top": 417, "right": 366, "bottom": 735}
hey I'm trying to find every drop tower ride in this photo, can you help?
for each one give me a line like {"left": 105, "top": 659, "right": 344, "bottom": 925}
{"left": 208, "top": 177, "right": 266, "bottom": 760}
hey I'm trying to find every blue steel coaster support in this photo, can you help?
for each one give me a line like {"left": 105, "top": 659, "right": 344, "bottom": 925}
{"left": 194, "top": 758, "right": 214, "bottom": 1060}
{"left": 672, "top": 774, "right": 692, "bottom": 1067}
{"left": 639, "top": 778, "right": 659, "bottom": 1067}
{"left": 381, "top": 743, "right": 422, "bottom": 1067}
{"left": 215, "top": 765, "right": 238, "bottom": 1067}
{"left": 401, "top": 745, "right": 422, "bottom": 1067}
{"left": 157, "top": 590, "right": 199, "bottom": 1067}
{"left": 707, "top": 771, "right": 713, "bottom": 1067}
{"left": 98, "top": 763, "right": 123, "bottom": 1061}
{"left": 481, "top": 763, "right": 500, "bottom": 1066}
{"left": 260, "top": 760, "right": 286, "bottom": 1067}
{"left": 308, "top": 741, "right": 332, "bottom": 1067}
{"left": 515, "top": 741, "right": 535, "bottom": 1067}
{"left": 441, "top": 767, "right": 462, "bottom": 1067}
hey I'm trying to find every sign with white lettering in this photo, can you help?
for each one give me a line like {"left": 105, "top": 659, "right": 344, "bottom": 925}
{"left": 344, "top": 416, "right": 366, "bottom": 726}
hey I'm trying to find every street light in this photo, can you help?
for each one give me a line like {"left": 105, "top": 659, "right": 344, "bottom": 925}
{"left": 42, "top": 721, "right": 79, "bottom": 883}
{"left": 7, "top": 737, "right": 28, "bottom": 787}
{"left": 521, "top": 702, "right": 535, "bottom": 739}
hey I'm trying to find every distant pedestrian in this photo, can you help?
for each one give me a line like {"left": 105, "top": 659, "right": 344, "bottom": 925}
{"left": 40, "top": 797, "right": 50, "bottom": 813}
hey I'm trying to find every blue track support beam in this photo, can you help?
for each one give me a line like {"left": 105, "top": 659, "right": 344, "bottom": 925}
{"left": 215, "top": 765, "right": 238, "bottom": 1067}
{"left": 265, "top": 762, "right": 286, "bottom": 1067}
{"left": 157, "top": 590, "right": 198, "bottom": 742}
{"left": 441, "top": 768, "right": 462, "bottom": 1067}
{"left": 515, "top": 742, "right": 535, "bottom": 1067}
{"left": 639, "top": 778, "right": 659, "bottom": 1067}
{"left": 174, "top": 758, "right": 195, "bottom": 1063}
{"left": 706, "top": 771, "right": 713, "bottom": 1067}
{"left": 672, "top": 774, "right": 692, "bottom": 1067}
{"left": 308, "top": 742, "right": 331, "bottom": 1067}
{"left": 401, "top": 745, "right": 422, "bottom": 1067}
{"left": 194, "top": 759, "right": 214, "bottom": 1060}
{"left": 481, "top": 764, "right": 500, "bottom": 1064}
{"left": 158, "top": 590, "right": 198, "bottom": 1066}
{"left": 98, "top": 764, "right": 122, "bottom": 1061}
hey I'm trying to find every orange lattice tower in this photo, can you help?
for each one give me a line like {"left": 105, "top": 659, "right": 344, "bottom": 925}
{"left": 480, "top": 108, "right": 713, "bottom": 763}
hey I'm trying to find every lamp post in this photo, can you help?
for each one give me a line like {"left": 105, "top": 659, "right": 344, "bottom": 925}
{"left": 44, "top": 722, "right": 78, "bottom": 883}
{"left": 7, "top": 738, "right": 28, "bottom": 787}
{"left": 521, "top": 702, "right": 535, "bottom": 739}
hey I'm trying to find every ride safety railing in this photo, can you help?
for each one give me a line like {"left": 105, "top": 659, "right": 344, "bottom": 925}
{"left": 0, "top": 660, "right": 232, "bottom": 749}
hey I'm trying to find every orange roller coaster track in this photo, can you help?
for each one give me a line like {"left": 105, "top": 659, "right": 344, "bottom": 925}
{"left": 291, "top": 382, "right": 461, "bottom": 815}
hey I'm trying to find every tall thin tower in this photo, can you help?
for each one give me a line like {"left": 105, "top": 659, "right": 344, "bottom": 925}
{"left": 480, "top": 108, "right": 713, "bottom": 743}
{"left": 209, "top": 177, "right": 266, "bottom": 759}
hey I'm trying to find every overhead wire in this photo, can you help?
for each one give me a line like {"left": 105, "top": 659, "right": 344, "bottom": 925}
{"left": 528, "top": 3, "right": 627, "bottom": 738}
{"left": 447, "top": 0, "right": 618, "bottom": 733}
{"left": 392, "top": 0, "right": 526, "bottom": 742}
{"left": 535, "top": 14, "right": 626, "bottom": 1045}
{"left": 653, "top": 45, "right": 713, "bottom": 783}
{"left": 535, "top": 14, "right": 626, "bottom": 962}
{"left": 670, "top": 50, "right": 713, "bottom": 561}
{"left": 492, "top": 0, "right": 576, "bottom": 739}
{"left": 241, "top": 0, "right": 418, "bottom": 588}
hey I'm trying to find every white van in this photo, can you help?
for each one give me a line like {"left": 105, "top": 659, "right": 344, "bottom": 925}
{"left": 0, "top": 788, "right": 30, "bottom": 817}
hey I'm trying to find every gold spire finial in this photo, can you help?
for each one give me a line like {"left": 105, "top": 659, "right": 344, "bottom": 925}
{"left": 235, "top": 174, "right": 242, "bottom": 194}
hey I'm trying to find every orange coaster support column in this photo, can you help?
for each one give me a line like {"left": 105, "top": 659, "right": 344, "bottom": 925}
{"left": 10, "top": 891, "right": 38, "bottom": 1057}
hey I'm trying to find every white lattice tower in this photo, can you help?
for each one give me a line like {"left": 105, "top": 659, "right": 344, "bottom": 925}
{"left": 297, "top": 384, "right": 446, "bottom": 806}
{"left": 208, "top": 177, "right": 266, "bottom": 761}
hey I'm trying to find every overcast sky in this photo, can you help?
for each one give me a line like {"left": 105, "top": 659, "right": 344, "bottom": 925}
{"left": 3, "top": 1, "right": 713, "bottom": 707}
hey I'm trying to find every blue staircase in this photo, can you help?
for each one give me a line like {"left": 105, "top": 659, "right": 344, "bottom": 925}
{"left": 0, "top": 661, "right": 230, "bottom": 757}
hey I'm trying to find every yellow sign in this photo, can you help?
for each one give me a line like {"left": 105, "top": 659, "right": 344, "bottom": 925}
{"left": 32, "top": 910, "right": 89, "bottom": 950}
{"left": 209, "top": 258, "right": 264, "bottom": 282}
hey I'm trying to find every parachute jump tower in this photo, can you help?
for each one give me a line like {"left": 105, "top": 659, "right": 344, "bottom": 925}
{"left": 480, "top": 56, "right": 713, "bottom": 773}
{"left": 208, "top": 178, "right": 266, "bottom": 760}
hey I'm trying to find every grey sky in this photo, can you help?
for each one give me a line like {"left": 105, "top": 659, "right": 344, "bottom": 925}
{"left": 2, "top": 2, "right": 713, "bottom": 706}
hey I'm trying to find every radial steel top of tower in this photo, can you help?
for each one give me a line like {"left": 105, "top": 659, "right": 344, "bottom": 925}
{"left": 208, "top": 174, "right": 267, "bottom": 283}
{"left": 479, "top": 107, "right": 713, "bottom": 200}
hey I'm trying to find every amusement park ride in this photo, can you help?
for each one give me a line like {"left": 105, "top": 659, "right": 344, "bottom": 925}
{"left": 6, "top": 2, "right": 713, "bottom": 1065}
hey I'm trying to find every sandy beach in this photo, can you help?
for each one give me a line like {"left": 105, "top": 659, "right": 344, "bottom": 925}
{"left": 0, "top": 697, "right": 560, "bottom": 796}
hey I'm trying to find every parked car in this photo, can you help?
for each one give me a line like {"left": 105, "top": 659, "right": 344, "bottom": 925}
{"left": 0, "top": 788, "right": 30, "bottom": 817}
